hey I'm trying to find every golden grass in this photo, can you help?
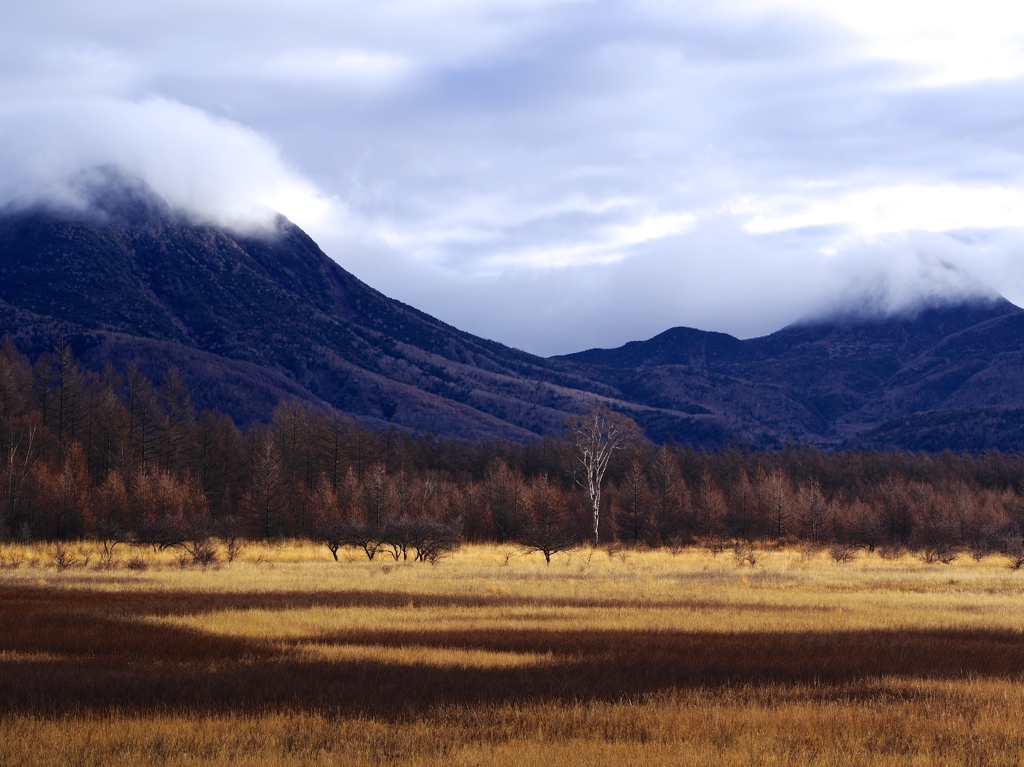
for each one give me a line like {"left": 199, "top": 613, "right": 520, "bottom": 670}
{"left": 2, "top": 681, "right": 1024, "bottom": 766}
{"left": 292, "top": 641, "right": 556, "bottom": 669}
{"left": 3, "top": 541, "right": 1024, "bottom": 765}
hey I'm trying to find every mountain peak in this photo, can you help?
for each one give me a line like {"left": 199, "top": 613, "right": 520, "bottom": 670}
{"left": 2, "top": 165, "right": 175, "bottom": 227}
{"left": 5, "top": 179, "right": 1024, "bottom": 450}
{"left": 790, "top": 291, "right": 1017, "bottom": 331}
{"left": 753, "top": 296, "right": 1024, "bottom": 358}
{"left": 0, "top": 195, "right": 587, "bottom": 438}
{"left": 61, "top": 165, "right": 175, "bottom": 225}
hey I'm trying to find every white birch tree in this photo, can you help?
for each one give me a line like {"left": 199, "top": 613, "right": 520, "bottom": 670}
{"left": 565, "top": 403, "right": 640, "bottom": 546}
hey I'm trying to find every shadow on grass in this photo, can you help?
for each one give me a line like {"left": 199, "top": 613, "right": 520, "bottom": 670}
{"left": 2, "top": 585, "right": 1023, "bottom": 716}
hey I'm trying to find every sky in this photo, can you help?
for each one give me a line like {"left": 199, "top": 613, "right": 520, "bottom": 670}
{"left": 3, "top": 1, "right": 1024, "bottom": 355}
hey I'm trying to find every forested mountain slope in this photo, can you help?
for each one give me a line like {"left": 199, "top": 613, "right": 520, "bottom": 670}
{"left": 4, "top": 167, "right": 1024, "bottom": 450}
{"left": 0, "top": 169, "right": 656, "bottom": 439}
{"left": 561, "top": 300, "right": 1024, "bottom": 450}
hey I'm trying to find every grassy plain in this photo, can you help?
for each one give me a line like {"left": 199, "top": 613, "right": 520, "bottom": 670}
{"left": 2, "top": 541, "right": 1024, "bottom": 765}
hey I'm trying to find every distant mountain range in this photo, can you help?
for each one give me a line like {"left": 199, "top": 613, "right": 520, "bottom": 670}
{"left": 3, "top": 167, "right": 1024, "bottom": 451}
{"left": 560, "top": 300, "right": 1024, "bottom": 451}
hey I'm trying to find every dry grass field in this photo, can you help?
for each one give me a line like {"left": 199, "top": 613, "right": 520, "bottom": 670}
{"left": 3, "top": 540, "right": 1024, "bottom": 765}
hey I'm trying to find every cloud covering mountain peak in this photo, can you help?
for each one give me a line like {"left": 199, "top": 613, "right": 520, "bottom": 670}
{"left": 0, "top": 97, "right": 335, "bottom": 233}
{"left": 5, "top": 2, "right": 1024, "bottom": 353}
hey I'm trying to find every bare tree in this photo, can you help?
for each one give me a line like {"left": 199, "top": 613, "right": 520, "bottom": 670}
{"left": 616, "top": 456, "right": 654, "bottom": 546}
{"left": 311, "top": 472, "right": 344, "bottom": 560}
{"left": 247, "top": 432, "right": 285, "bottom": 538}
{"left": 484, "top": 458, "right": 528, "bottom": 542}
{"left": 157, "top": 366, "right": 195, "bottom": 473}
{"left": 727, "top": 470, "right": 758, "bottom": 540}
{"left": 693, "top": 469, "right": 727, "bottom": 541}
{"left": 757, "top": 467, "right": 794, "bottom": 542}
{"left": 799, "top": 477, "right": 827, "bottom": 544}
{"left": 1, "top": 426, "right": 35, "bottom": 538}
{"left": 519, "top": 474, "right": 575, "bottom": 564}
{"left": 565, "top": 404, "right": 640, "bottom": 547}
{"left": 649, "top": 445, "right": 689, "bottom": 541}
{"left": 125, "top": 363, "right": 162, "bottom": 471}
{"left": 362, "top": 461, "right": 393, "bottom": 530}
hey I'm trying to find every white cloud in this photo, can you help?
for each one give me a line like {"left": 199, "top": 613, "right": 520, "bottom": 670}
{"left": 0, "top": 97, "right": 340, "bottom": 232}
{"left": 5, "top": 1, "right": 1024, "bottom": 355}
{"left": 733, "top": 185, "right": 1024, "bottom": 240}
{"left": 264, "top": 48, "right": 413, "bottom": 86}
{"left": 743, "top": 0, "right": 1024, "bottom": 84}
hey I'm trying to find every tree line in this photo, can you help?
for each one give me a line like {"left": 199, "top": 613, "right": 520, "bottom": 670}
{"left": 3, "top": 338, "right": 1024, "bottom": 562}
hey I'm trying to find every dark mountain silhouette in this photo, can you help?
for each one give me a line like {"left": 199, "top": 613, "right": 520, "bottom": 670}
{"left": 3, "top": 167, "right": 1024, "bottom": 450}
{"left": 561, "top": 299, "right": 1024, "bottom": 449}
{"left": 0, "top": 169, "right": 636, "bottom": 439}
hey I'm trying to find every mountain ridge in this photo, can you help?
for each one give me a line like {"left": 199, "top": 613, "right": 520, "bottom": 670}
{"left": 3, "top": 169, "right": 1024, "bottom": 451}
{"left": 0, "top": 173, "right": 635, "bottom": 440}
{"left": 559, "top": 298, "right": 1024, "bottom": 448}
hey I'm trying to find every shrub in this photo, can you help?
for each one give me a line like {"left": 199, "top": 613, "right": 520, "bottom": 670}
{"left": 828, "top": 544, "right": 857, "bottom": 564}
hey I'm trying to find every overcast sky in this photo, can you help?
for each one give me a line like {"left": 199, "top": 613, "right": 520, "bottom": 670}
{"left": 4, "top": 1, "right": 1024, "bottom": 355}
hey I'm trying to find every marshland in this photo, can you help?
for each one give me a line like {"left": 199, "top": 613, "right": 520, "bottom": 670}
{"left": 3, "top": 541, "right": 1024, "bottom": 766}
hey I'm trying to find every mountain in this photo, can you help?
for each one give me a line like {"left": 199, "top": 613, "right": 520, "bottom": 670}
{"left": 0, "top": 168, "right": 643, "bottom": 440}
{"left": 3, "top": 167, "right": 1024, "bottom": 451}
{"left": 560, "top": 299, "right": 1024, "bottom": 449}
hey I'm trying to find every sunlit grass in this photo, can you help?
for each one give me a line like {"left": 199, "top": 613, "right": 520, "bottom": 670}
{"left": 3, "top": 541, "right": 1024, "bottom": 765}
{"left": 2, "top": 679, "right": 1024, "bottom": 766}
{"left": 292, "top": 641, "right": 557, "bottom": 669}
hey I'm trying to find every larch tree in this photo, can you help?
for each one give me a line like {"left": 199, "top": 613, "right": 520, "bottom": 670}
{"left": 757, "top": 467, "right": 794, "bottom": 541}
{"left": 649, "top": 444, "right": 688, "bottom": 541}
{"left": 565, "top": 403, "right": 640, "bottom": 547}
{"left": 694, "top": 469, "right": 727, "bottom": 541}
{"left": 248, "top": 431, "right": 285, "bottom": 538}
{"left": 798, "top": 477, "right": 827, "bottom": 543}
{"left": 157, "top": 366, "right": 195, "bottom": 474}
{"left": 484, "top": 458, "right": 527, "bottom": 542}
{"left": 520, "top": 473, "right": 575, "bottom": 564}
{"left": 617, "top": 456, "right": 654, "bottom": 546}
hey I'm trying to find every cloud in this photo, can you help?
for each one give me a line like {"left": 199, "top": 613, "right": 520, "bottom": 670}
{"left": 0, "top": 96, "right": 338, "bottom": 231}
{"left": 323, "top": 216, "right": 1020, "bottom": 356}
{"left": 734, "top": 185, "right": 1024, "bottom": 241}
{"left": 748, "top": 0, "right": 1024, "bottom": 85}
{"left": 6, "top": 1, "right": 1024, "bottom": 355}
{"left": 263, "top": 48, "right": 413, "bottom": 86}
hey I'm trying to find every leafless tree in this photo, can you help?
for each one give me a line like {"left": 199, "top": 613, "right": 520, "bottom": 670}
{"left": 727, "top": 470, "right": 758, "bottom": 540}
{"left": 694, "top": 469, "right": 727, "bottom": 541}
{"left": 311, "top": 472, "right": 345, "bottom": 560}
{"left": 565, "top": 404, "right": 640, "bottom": 546}
{"left": 1, "top": 426, "right": 35, "bottom": 537}
{"left": 157, "top": 366, "right": 195, "bottom": 473}
{"left": 178, "top": 520, "right": 218, "bottom": 567}
{"left": 757, "top": 467, "right": 793, "bottom": 542}
{"left": 248, "top": 432, "right": 284, "bottom": 538}
{"left": 51, "top": 542, "right": 77, "bottom": 571}
{"left": 649, "top": 445, "right": 688, "bottom": 541}
{"left": 799, "top": 477, "right": 827, "bottom": 544}
{"left": 616, "top": 456, "right": 654, "bottom": 546}
{"left": 733, "top": 540, "right": 759, "bottom": 568}
{"left": 519, "top": 474, "right": 575, "bottom": 564}
{"left": 405, "top": 517, "right": 462, "bottom": 563}
{"left": 342, "top": 523, "right": 388, "bottom": 560}
{"left": 485, "top": 459, "right": 528, "bottom": 542}
{"left": 1002, "top": 536, "right": 1024, "bottom": 570}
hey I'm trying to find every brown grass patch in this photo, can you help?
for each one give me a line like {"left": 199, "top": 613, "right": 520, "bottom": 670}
{"left": 2, "top": 542, "right": 1024, "bottom": 764}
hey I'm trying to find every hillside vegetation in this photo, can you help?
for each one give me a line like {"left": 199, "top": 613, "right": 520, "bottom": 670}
{"left": 5, "top": 340, "right": 1024, "bottom": 562}
{"left": 6, "top": 170, "right": 1024, "bottom": 448}
{"left": 6, "top": 337, "right": 1024, "bottom": 561}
